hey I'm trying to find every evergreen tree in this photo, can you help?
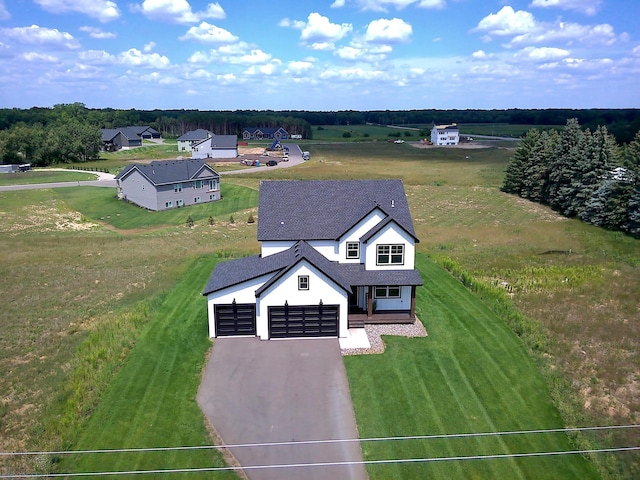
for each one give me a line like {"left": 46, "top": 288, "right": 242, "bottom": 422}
{"left": 522, "top": 129, "right": 558, "bottom": 203}
{"left": 546, "top": 118, "right": 585, "bottom": 215}
{"left": 502, "top": 128, "right": 540, "bottom": 195}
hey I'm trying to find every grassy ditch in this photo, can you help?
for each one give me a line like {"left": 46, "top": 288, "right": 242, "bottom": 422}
{"left": 345, "top": 254, "right": 601, "bottom": 479}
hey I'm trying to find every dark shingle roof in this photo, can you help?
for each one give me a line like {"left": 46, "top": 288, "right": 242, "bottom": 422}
{"left": 114, "top": 159, "right": 218, "bottom": 185}
{"left": 194, "top": 135, "right": 237, "bottom": 149}
{"left": 257, "top": 180, "right": 417, "bottom": 242}
{"left": 178, "top": 129, "right": 212, "bottom": 141}
{"left": 337, "top": 263, "right": 423, "bottom": 287}
{"left": 202, "top": 241, "right": 351, "bottom": 296}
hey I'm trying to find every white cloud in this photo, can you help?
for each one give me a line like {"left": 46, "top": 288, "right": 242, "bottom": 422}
{"left": 0, "top": 1, "right": 9, "bottom": 20}
{"left": 285, "top": 60, "right": 314, "bottom": 75}
{"left": 232, "top": 49, "right": 272, "bottom": 65}
{"left": 244, "top": 62, "right": 279, "bottom": 76}
{"left": 310, "top": 42, "right": 336, "bottom": 51}
{"left": 79, "top": 26, "right": 116, "bottom": 39}
{"left": 137, "top": 0, "right": 225, "bottom": 24}
{"left": 530, "top": 0, "right": 602, "bottom": 16}
{"left": 117, "top": 48, "right": 170, "bottom": 68}
{"left": 319, "top": 66, "right": 385, "bottom": 81}
{"left": 143, "top": 41, "right": 156, "bottom": 52}
{"left": 23, "top": 52, "right": 59, "bottom": 62}
{"left": 179, "top": 22, "right": 238, "bottom": 43}
{"left": 516, "top": 46, "right": 570, "bottom": 61}
{"left": 1, "top": 25, "right": 80, "bottom": 49}
{"left": 78, "top": 49, "right": 116, "bottom": 64}
{"left": 511, "top": 22, "right": 617, "bottom": 47}
{"left": 299, "top": 13, "right": 352, "bottom": 43}
{"left": 474, "top": 6, "right": 537, "bottom": 38}
{"left": 34, "top": 0, "right": 120, "bottom": 22}
{"left": 217, "top": 73, "right": 236, "bottom": 84}
{"left": 364, "top": 18, "right": 412, "bottom": 43}
{"left": 333, "top": 0, "right": 446, "bottom": 12}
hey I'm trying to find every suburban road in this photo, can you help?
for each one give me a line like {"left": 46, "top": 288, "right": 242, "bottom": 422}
{"left": 0, "top": 143, "right": 306, "bottom": 192}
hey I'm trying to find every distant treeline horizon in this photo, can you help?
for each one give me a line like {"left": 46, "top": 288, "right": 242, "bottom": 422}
{"left": 1, "top": 103, "right": 639, "bottom": 143}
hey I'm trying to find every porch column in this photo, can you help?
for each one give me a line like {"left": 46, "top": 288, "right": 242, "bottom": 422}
{"left": 367, "top": 286, "right": 373, "bottom": 319}
{"left": 410, "top": 285, "right": 417, "bottom": 320}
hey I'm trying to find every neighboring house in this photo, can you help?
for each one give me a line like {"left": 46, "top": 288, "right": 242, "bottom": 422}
{"left": 192, "top": 135, "right": 238, "bottom": 159}
{"left": 431, "top": 123, "right": 460, "bottom": 146}
{"left": 101, "top": 126, "right": 161, "bottom": 151}
{"left": 203, "top": 179, "right": 423, "bottom": 340}
{"left": 114, "top": 159, "right": 220, "bottom": 211}
{"left": 241, "top": 127, "right": 289, "bottom": 141}
{"left": 177, "top": 129, "right": 213, "bottom": 152}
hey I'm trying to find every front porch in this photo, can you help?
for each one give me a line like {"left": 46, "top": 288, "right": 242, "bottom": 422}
{"left": 347, "top": 310, "right": 415, "bottom": 328}
{"left": 348, "top": 285, "right": 417, "bottom": 328}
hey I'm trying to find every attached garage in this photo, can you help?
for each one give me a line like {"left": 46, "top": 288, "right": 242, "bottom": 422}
{"left": 214, "top": 303, "right": 256, "bottom": 336}
{"left": 268, "top": 303, "right": 339, "bottom": 338}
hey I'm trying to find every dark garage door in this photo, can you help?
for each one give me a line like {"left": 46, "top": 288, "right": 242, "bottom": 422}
{"left": 215, "top": 303, "right": 256, "bottom": 336}
{"left": 269, "top": 303, "right": 339, "bottom": 338}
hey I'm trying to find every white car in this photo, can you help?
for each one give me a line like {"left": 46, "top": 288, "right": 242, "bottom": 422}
{"left": 394, "top": 139, "right": 405, "bottom": 144}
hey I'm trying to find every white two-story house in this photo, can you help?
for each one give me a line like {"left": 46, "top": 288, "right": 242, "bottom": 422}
{"left": 431, "top": 123, "right": 460, "bottom": 145}
{"left": 202, "top": 179, "right": 422, "bottom": 340}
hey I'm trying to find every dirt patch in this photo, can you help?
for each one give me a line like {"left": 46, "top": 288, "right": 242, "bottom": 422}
{"left": 0, "top": 204, "right": 99, "bottom": 235}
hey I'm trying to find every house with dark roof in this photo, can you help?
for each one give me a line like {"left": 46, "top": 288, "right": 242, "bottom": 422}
{"left": 177, "top": 129, "right": 213, "bottom": 152}
{"left": 101, "top": 126, "right": 161, "bottom": 151}
{"left": 114, "top": 159, "right": 220, "bottom": 211}
{"left": 203, "top": 179, "right": 422, "bottom": 340}
{"left": 241, "top": 127, "right": 289, "bottom": 141}
{"left": 192, "top": 134, "right": 238, "bottom": 159}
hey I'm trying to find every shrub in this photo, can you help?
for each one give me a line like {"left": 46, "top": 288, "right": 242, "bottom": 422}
{"left": 185, "top": 215, "right": 194, "bottom": 228}
{"left": 247, "top": 214, "right": 255, "bottom": 224}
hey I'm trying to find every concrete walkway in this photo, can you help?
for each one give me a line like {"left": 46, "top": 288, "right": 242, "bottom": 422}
{"left": 197, "top": 338, "right": 368, "bottom": 480}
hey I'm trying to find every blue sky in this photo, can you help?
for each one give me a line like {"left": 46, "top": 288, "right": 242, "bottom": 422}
{"left": 0, "top": 0, "right": 638, "bottom": 110}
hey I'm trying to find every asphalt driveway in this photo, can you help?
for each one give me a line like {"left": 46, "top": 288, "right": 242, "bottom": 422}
{"left": 197, "top": 338, "right": 368, "bottom": 480}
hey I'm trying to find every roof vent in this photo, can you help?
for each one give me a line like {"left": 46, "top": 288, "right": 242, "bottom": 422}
{"left": 391, "top": 199, "right": 395, "bottom": 208}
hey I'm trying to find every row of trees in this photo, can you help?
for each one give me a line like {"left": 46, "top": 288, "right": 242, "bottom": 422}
{"left": 0, "top": 119, "right": 101, "bottom": 167}
{"left": 1, "top": 104, "right": 639, "bottom": 143}
{"left": 502, "top": 119, "right": 640, "bottom": 237}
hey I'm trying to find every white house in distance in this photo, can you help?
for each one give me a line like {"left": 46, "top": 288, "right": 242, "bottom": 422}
{"left": 202, "top": 179, "right": 423, "bottom": 340}
{"left": 431, "top": 123, "right": 460, "bottom": 145}
{"left": 177, "top": 129, "right": 212, "bottom": 152}
{"left": 192, "top": 134, "right": 238, "bottom": 159}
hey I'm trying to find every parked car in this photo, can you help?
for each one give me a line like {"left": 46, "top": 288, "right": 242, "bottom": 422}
{"left": 302, "top": 151, "right": 310, "bottom": 160}
{"left": 266, "top": 159, "right": 278, "bottom": 166}
{"left": 394, "top": 139, "right": 405, "bottom": 144}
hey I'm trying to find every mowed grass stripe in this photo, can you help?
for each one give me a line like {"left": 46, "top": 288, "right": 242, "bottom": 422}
{"left": 344, "top": 254, "right": 600, "bottom": 479}
{"left": 59, "top": 256, "right": 239, "bottom": 479}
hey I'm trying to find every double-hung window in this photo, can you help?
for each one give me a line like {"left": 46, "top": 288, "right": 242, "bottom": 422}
{"left": 174, "top": 183, "right": 183, "bottom": 193}
{"left": 346, "top": 242, "right": 360, "bottom": 259}
{"left": 377, "top": 244, "right": 404, "bottom": 265}
{"left": 298, "top": 275, "right": 309, "bottom": 290}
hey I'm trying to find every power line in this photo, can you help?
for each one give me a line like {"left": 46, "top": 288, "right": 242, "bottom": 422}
{"left": 1, "top": 424, "right": 638, "bottom": 457}
{"left": 1, "top": 446, "right": 639, "bottom": 478}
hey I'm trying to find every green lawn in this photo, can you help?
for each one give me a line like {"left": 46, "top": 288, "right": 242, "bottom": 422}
{"left": 53, "top": 183, "right": 259, "bottom": 229}
{"left": 344, "top": 254, "right": 601, "bottom": 479}
{"left": 0, "top": 170, "right": 97, "bottom": 185}
{"left": 56, "top": 256, "right": 238, "bottom": 479}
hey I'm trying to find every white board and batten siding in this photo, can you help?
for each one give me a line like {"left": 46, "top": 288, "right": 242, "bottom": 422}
{"left": 364, "top": 224, "right": 415, "bottom": 271}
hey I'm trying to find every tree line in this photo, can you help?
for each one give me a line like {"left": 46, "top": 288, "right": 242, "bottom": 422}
{"left": 502, "top": 119, "right": 640, "bottom": 238}
{"left": 1, "top": 103, "right": 639, "bottom": 142}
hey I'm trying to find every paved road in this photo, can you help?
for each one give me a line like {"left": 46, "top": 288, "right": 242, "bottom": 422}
{"left": 0, "top": 144, "right": 306, "bottom": 192}
{"left": 197, "top": 338, "right": 368, "bottom": 480}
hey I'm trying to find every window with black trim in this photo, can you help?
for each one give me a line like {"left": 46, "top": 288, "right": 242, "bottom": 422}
{"left": 374, "top": 286, "right": 401, "bottom": 298}
{"left": 346, "top": 242, "right": 360, "bottom": 259}
{"left": 377, "top": 244, "right": 404, "bottom": 265}
{"left": 298, "top": 275, "right": 309, "bottom": 290}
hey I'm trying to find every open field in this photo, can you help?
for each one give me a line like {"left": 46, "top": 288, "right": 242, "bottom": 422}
{"left": 0, "top": 140, "right": 638, "bottom": 477}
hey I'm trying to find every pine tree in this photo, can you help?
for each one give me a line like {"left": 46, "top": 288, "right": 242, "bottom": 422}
{"left": 522, "top": 129, "right": 557, "bottom": 203}
{"left": 546, "top": 118, "right": 585, "bottom": 215}
{"left": 502, "top": 129, "right": 540, "bottom": 195}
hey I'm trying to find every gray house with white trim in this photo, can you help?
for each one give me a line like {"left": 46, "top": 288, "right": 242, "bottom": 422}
{"left": 203, "top": 179, "right": 422, "bottom": 340}
{"left": 177, "top": 129, "right": 213, "bottom": 152}
{"left": 115, "top": 159, "right": 220, "bottom": 211}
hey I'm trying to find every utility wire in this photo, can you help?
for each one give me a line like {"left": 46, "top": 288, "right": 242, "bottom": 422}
{"left": 1, "top": 424, "right": 638, "bottom": 457}
{"left": 1, "top": 446, "right": 639, "bottom": 478}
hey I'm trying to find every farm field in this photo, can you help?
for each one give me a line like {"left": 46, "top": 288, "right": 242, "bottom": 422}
{"left": 0, "top": 140, "right": 638, "bottom": 478}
